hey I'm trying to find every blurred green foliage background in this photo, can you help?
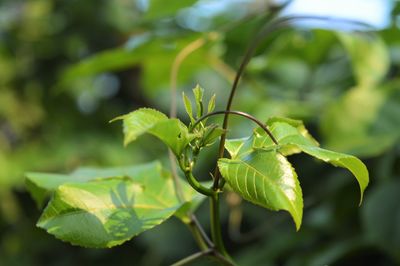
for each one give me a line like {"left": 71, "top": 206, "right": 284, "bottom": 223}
{"left": 0, "top": 0, "right": 399, "bottom": 265}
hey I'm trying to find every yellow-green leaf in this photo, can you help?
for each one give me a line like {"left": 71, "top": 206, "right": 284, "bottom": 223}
{"left": 33, "top": 162, "right": 205, "bottom": 248}
{"left": 112, "top": 108, "right": 194, "bottom": 155}
{"left": 218, "top": 150, "right": 303, "bottom": 230}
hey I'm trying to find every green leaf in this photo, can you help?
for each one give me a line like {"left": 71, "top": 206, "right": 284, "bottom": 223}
{"left": 207, "top": 94, "right": 216, "bottom": 113}
{"left": 37, "top": 178, "right": 179, "bottom": 248}
{"left": 225, "top": 137, "right": 250, "bottom": 159}
{"left": 218, "top": 150, "right": 303, "bottom": 230}
{"left": 225, "top": 117, "right": 318, "bottom": 159}
{"left": 193, "top": 84, "right": 204, "bottom": 118}
{"left": 26, "top": 162, "right": 162, "bottom": 207}
{"left": 149, "top": 119, "right": 194, "bottom": 156}
{"left": 182, "top": 92, "right": 195, "bottom": 123}
{"left": 111, "top": 108, "right": 194, "bottom": 155}
{"left": 111, "top": 108, "right": 168, "bottom": 144}
{"left": 338, "top": 32, "right": 389, "bottom": 87}
{"left": 34, "top": 162, "right": 206, "bottom": 248}
{"left": 266, "top": 117, "right": 318, "bottom": 145}
{"left": 236, "top": 118, "right": 369, "bottom": 204}
{"left": 254, "top": 117, "right": 319, "bottom": 156}
{"left": 295, "top": 145, "right": 369, "bottom": 204}
{"left": 202, "top": 125, "right": 225, "bottom": 147}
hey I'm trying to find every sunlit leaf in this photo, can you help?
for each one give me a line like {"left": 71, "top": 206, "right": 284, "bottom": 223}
{"left": 226, "top": 118, "right": 369, "bottom": 204}
{"left": 112, "top": 108, "right": 194, "bottom": 155}
{"left": 38, "top": 178, "right": 177, "bottom": 248}
{"left": 33, "top": 162, "right": 205, "bottom": 248}
{"left": 26, "top": 162, "right": 158, "bottom": 206}
{"left": 251, "top": 118, "right": 369, "bottom": 203}
{"left": 218, "top": 150, "right": 303, "bottom": 230}
{"left": 226, "top": 117, "right": 318, "bottom": 158}
{"left": 111, "top": 108, "right": 167, "bottom": 144}
{"left": 253, "top": 117, "right": 319, "bottom": 156}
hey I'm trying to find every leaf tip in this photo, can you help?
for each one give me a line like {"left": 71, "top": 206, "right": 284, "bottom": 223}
{"left": 295, "top": 220, "right": 302, "bottom": 232}
{"left": 109, "top": 115, "right": 124, "bottom": 123}
{"left": 358, "top": 186, "right": 367, "bottom": 206}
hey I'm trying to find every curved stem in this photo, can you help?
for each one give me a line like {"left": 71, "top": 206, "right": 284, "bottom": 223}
{"left": 178, "top": 157, "right": 214, "bottom": 197}
{"left": 213, "top": 15, "right": 372, "bottom": 190}
{"left": 184, "top": 169, "right": 214, "bottom": 196}
{"left": 191, "top": 110, "right": 278, "bottom": 145}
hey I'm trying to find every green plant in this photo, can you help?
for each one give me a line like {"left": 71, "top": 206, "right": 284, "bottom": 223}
{"left": 26, "top": 16, "right": 369, "bottom": 265}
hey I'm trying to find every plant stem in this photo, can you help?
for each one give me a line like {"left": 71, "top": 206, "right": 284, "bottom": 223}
{"left": 171, "top": 248, "right": 235, "bottom": 266}
{"left": 171, "top": 248, "right": 213, "bottom": 266}
{"left": 190, "top": 214, "right": 214, "bottom": 248}
{"left": 187, "top": 221, "right": 209, "bottom": 251}
{"left": 210, "top": 193, "right": 229, "bottom": 257}
{"left": 178, "top": 157, "right": 214, "bottom": 196}
{"left": 185, "top": 215, "right": 213, "bottom": 251}
{"left": 212, "top": 250, "right": 237, "bottom": 266}
{"left": 204, "top": 15, "right": 371, "bottom": 263}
